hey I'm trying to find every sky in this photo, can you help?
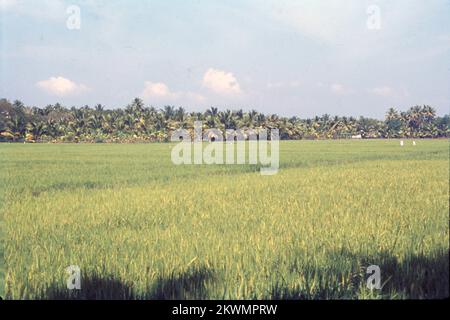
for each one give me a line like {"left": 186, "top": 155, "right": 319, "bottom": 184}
{"left": 1, "top": 0, "right": 449, "bottom": 118}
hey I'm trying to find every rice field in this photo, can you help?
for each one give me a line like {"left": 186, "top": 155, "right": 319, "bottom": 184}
{"left": 1, "top": 140, "right": 448, "bottom": 299}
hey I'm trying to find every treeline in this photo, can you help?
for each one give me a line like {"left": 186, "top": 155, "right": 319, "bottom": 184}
{"left": 0, "top": 98, "right": 448, "bottom": 142}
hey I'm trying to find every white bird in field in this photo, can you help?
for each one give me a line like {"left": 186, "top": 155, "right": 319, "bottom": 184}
{"left": 413, "top": 140, "right": 416, "bottom": 146}
{"left": 400, "top": 140, "right": 404, "bottom": 146}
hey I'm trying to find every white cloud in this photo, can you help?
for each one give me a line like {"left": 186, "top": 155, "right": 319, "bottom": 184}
{"left": 202, "top": 68, "right": 242, "bottom": 95}
{"left": 141, "top": 81, "right": 205, "bottom": 103}
{"left": 369, "top": 86, "right": 394, "bottom": 97}
{"left": 185, "top": 91, "right": 206, "bottom": 103}
{"left": 36, "top": 76, "right": 89, "bottom": 96}
{"left": 368, "top": 86, "right": 409, "bottom": 98}
{"left": 141, "top": 81, "right": 177, "bottom": 99}
{"left": 330, "top": 83, "right": 353, "bottom": 95}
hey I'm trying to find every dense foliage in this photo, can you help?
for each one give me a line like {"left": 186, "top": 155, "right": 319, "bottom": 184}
{"left": 0, "top": 98, "right": 448, "bottom": 142}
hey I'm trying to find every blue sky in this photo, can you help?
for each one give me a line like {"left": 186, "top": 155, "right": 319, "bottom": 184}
{"left": 1, "top": 0, "right": 449, "bottom": 118}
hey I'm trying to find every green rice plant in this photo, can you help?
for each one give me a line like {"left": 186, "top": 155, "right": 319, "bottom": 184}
{"left": 1, "top": 140, "right": 448, "bottom": 299}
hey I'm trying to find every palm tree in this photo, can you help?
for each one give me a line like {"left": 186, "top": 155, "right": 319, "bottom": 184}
{"left": 26, "top": 121, "right": 47, "bottom": 141}
{"left": 0, "top": 97, "right": 448, "bottom": 141}
{"left": 385, "top": 107, "right": 401, "bottom": 138}
{"left": 205, "top": 107, "right": 219, "bottom": 118}
{"left": 162, "top": 106, "right": 175, "bottom": 121}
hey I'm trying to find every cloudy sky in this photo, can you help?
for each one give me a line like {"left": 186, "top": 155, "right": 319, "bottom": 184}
{"left": 1, "top": 0, "right": 449, "bottom": 118}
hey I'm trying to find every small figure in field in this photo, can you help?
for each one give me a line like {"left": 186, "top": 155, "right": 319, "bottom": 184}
{"left": 400, "top": 140, "right": 404, "bottom": 146}
{"left": 413, "top": 140, "right": 416, "bottom": 146}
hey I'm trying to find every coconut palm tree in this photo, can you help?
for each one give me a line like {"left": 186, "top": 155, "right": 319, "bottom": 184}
{"left": 26, "top": 121, "right": 47, "bottom": 141}
{"left": 0, "top": 97, "right": 448, "bottom": 141}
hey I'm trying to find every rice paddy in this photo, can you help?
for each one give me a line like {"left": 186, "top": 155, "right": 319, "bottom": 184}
{"left": 1, "top": 139, "right": 448, "bottom": 299}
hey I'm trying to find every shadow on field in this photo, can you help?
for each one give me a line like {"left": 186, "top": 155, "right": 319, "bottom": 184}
{"left": 147, "top": 266, "right": 216, "bottom": 300}
{"left": 271, "top": 248, "right": 449, "bottom": 299}
{"left": 36, "top": 250, "right": 449, "bottom": 299}
{"left": 366, "top": 249, "right": 449, "bottom": 299}
{"left": 40, "top": 266, "right": 216, "bottom": 300}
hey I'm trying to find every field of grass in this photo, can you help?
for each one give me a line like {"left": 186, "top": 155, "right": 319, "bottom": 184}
{"left": 1, "top": 140, "right": 448, "bottom": 299}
